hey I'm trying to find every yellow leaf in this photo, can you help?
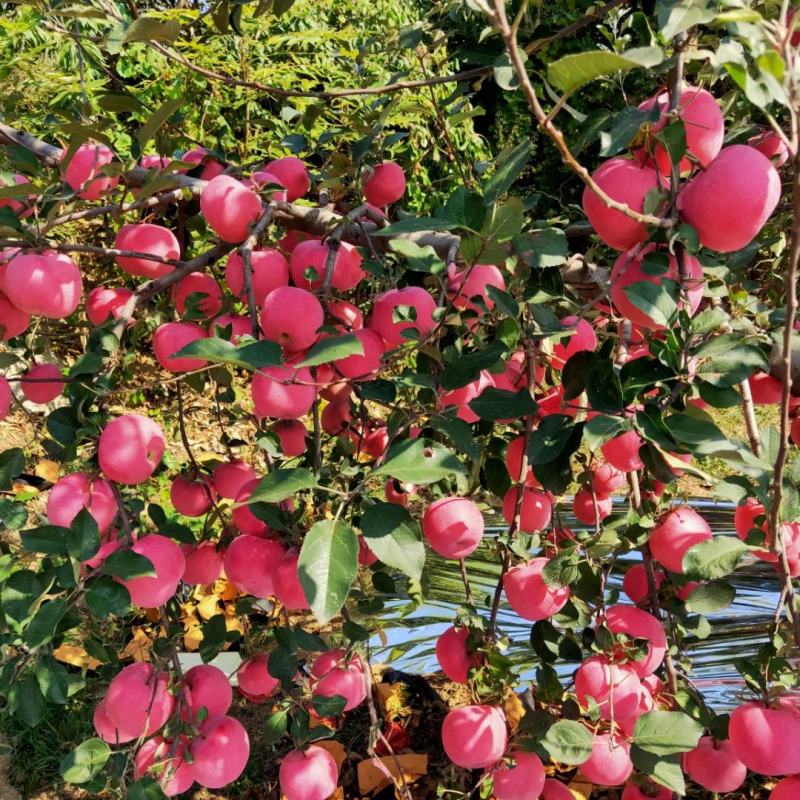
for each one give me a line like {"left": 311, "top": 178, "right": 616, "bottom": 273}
{"left": 376, "top": 681, "right": 412, "bottom": 719}
{"left": 566, "top": 779, "right": 593, "bottom": 800}
{"left": 119, "top": 626, "right": 154, "bottom": 662}
{"left": 183, "top": 621, "right": 202, "bottom": 652}
{"left": 503, "top": 691, "right": 525, "bottom": 734}
{"left": 316, "top": 740, "right": 347, "bottom": 770}
{"left": 197, "top": 594, "right": 221, "bottom": 621}
{"left": 357, "top": 754, "right": 427, "bottom": 795}
{"left": 35, "top": 460, "right": 60, "bottom": 483}
{"left": 53, "top": 643, "right": 101, "bottom": 670}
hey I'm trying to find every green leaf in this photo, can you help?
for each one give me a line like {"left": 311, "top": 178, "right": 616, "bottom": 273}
{"left": 2, "top": 570, "right": 49, "bottom": 630}
{"left": 129, "top": 777, "right": 168, "bottom": 800}
{"left": 374, "top": 439, "right": 465, "bottom": 484}
{"left": 25, "top": 599, "right": 67, "bottom": 649}
{"left": 484, "top": 140, "right": 531, "bottom": 204}
{"left": 361, "top": 503, "right": 425, "bottom": 581}
{"left": 372, "top": 217, "right": 457, "bottom": 236}
{"left": 85, "top": 576, "right": 131, "bottom": 618}
{"left": 583, "top": 415, "right": 628, "bottom": 451}
{"left": 516, "top": 228, "right": 569, "bottom": 269}
{"left": 101, "top": 549, "right": 156, "bottom": 580}
{"left": 297, "top": 520, "right": 359, "bottom": 624}
{"left": 528, "top": 414, "right": 577, "bottom": 466}
{"left": 468, "top": 388, "right": 538, "bottom": 421}
{"left": 247, "top": 468, "right": 316, "bottom": 504}
{"left": 60, "top": 738, "right": 111, "bottom": 784}
{"left": 298, "top": 335, "right": 364, "bottom": 367}
{"left": 682, "top": 536, "right": 748, "bottom": 580}
{"left": 10, "top": 676, "right": 44, "bottom": 727}
{"left": 658, "top": 0, "right": 715, "bottom": 39}
{"left": 171, "top": 337, "right": 281, "bottom": 370}
{"left": 548, "top": 47, "right": 663, "bottom": 94}
{"left": 138, "top": 97, "right": 185, "bottom": 150}
{"left": 631, "top": 747, "right": 686, "bottom": 794}
{"left": 440, "top": 187, "right": 486, "bottom": 230}
{"left": 199, "top": 613, "right": 228, "bottom": 663}
{"left": 312, "top": 693, "right": 348, "bottom": 716}
{"left": 624, "top": 281, "right": 678, "bottom": 328}
{"left": 20, "top": 525, "right": 70, "bottom": 556}
{"left": 632, "top": 710, "right": 703, "bottom": 756}
{"left": 0, "top": 448, "right": 24, "bottom": 491}
{"left": 388, "top": 240, "right": 444, "bottom": 274}
{"left": 122, "top": 17, "right": 181, "bottom": 44}
{"left": 695, "top": 341, "right": 769, "bottom": 387}
{"left": 441, "top": 341, "right": 506, "bottom": 390}
{"left": 683, "top": 581, "right": 735, "bottom": 613}
{"left": 263, "top": 710, "right": 289, "bottom": 745}
{"left": 493, "top": 52, "right": 526, "bottom": 91}
{"left": 36, "top": 655, "right": 69, "bottom": 704}
{"left": 539, "top": 720, "right": 593, "bottom": 765}
{"left": 600, "top": 105, "right": 661, "bottom": 157}
{"left": 67, "top": 509, "right": 100, "bottom": 562}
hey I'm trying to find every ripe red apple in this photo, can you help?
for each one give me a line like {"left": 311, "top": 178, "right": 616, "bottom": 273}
{"left": 749, "top": 372, "right": 783, "bottom": 404}
{"left": 603, "top": 604, "right": 667, "bottom": 677}
{"left": 435, "top": 625, "right": 481, "bottom": 683}
{"left": 224, "top": 534, "right": 285, "bottom": 597}
{"left": 541, "top": 779, "right": 575, "bottom": 800}
{"left": 729, "top": 699, "right": 800, "bottom": 775}
{"left": 279, "top": 745, "right": 339, "bottom": 800}
{"left": 638, "top": 85, "right": 724, "bottom": 175}
{"left": 441, "top": 704, "right": 507, "bottom": 769}
{"left": 232, "top": 480, "right": 269, "bottom": 537}
{"left": 134, "top": 735, "right": 194, "bottom": 797}
{"left": 47, "top": 472, "right": 116, "bottom": 534}
{"left": 575, "top": 655, "right": 643, "bottom": 720}
{"left": 592, "top": 461, "right": 626, "bottom": 495}
{"left": 682, "top": 735, "right": 747, "bottom": 792}
{"left": 313, "top": 662, "right": 366, "bottom": 712}
{"left": 263, "top": 156, "right": 310, "bottom": 201}
{"left": 749, "top": 131, "right": 790, "bottom": 167}
{"left": 225, "top": 248, "right": 289, "bottom": 305}
{"left": 273, "top": 419, "right": 308, "bottom": 456}
{"left": 252, "top": 364, "right": 317, "bottom": 420}
{"left": 86, "top": 286, "right": 133, "bottom": 327}
{"left": 422, "top": 496, "right": 485, "bottom": 559}
{"left": 0, "top": 173, "right": 31, "bottom": 216}
{"left": 0, "top": 290, "right": 29, "bottom": 339}
{"left": 153, "top": 322, "right": 207, "bottom": 372}
{"left": 98, "top": 414, "right": 165, "bottom": 484}
{"left": 200, "top": 175, "right": 262, "bottom": 243}
{"left": 261, "top": 286, "right": 323, "bottom": 352}
{"left": 502, "top": 486, "right": 553, "bottom": 533}
{"left": 211, "top": 312, "right": 251, "bottom": 342}
{"left": 93, "top": 698, "right": 135, "bottom": 744}
{"left": 273, "top": 550, "right": 310, "bottom": 610}
{"left": 103, "top": 663, "right": 174, "bottom": 740}
{"left": 328, "top": 298, "right": 364, "bottom": 331}
{"left": 448, "top": 263, "right": 506, "bottom": 316}
{"left": 363, "top": 161, "right": 406, "bottom": 207}
{"left": 609, "top": 246, "right": 703, "bottom": 330}
{"left": 115, "top": 223, "right": 179, "bottom": 278}
{"left": 490, "top": 751, "right": 546, "bottom": 800}
{"left": 438, "top": 370, "right": 493, "bottom": 424}
{"left": 582, "top": 157, "right": 662, "bottom": 250}
{"left": 678, "top": 144, "right": 780, "bottom": 252}
{"left": 61, "top": 142, "right": 118, "bottom": 200}
{"left": 334, "top": 328, "right": 384, "bottom": 380}
{"left": 505, "top": 436, "right": 538, "bottom": 484}
{"left": 310, "top": 649, "right": 349, "bottom": 679}
{"left": 118, "top": 534, "right": 185, "bottom": 607}
{"left": 4, "top": 250, "right": 82, "bottom": 319}
{"left": 573, "top": 489, "right": 612, "bottom": 525}
{"left": 213, "top": 459, "right": 256, "bottom": 499}
{"left": 622, "top": 562, "right": 666, "bottom": 606}
{"left": 182, "top": 147, "right": 225, "bottom": 180}
{"left": 551, "top": 316, "right": 597, "bottom": 369}
{"left": 648, "top": 505, "right": 712, "bottom": 573}
{"left": 171, "top": 475, "right": 215, "bottom": 517}
{"left": 601, "top": 430, "right": 645, "bottom": 473}
{"left": 579, "top": 732, "right": 633, "bottom": 786}
{"left": 20, "top": 363, "right": 63, "bottom": 404}
{"left": 181, "top": 541, "right": 223, "bottom": 585}
{"left": 504, "top": 557, "right": 570, "bottom": 621}
{"left": 368, "top": 286, "right": 436, "bottom": 345}
{"left": 172, "top": 271, "right": 223, "bottom": 318}
{"left": 771, "top": 775, "right": 800, "bottom": 800}
{"left": 289, "top": 239, "right": 364, "bottom": 292}
{"left": 190, "top": 714, "right": 250, "bottom": 788}
{"left": 237, "top": 653, "right": 280, "bottom": 703}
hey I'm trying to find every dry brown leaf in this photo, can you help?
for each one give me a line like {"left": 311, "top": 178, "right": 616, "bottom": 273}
{"left": 216, "top": 578, "right": 238, "bottom": 601}
{"left": 357, "top": 754, "right": 427, "bottom": 795}
{"left": 566, "top": 779, "right": 593, "bottom": 799}
{"left": 119, "top": 626, "right": 154, "bottom": 662}
{"left": 53, "top": 643, "right": 101, "bottom": 671}
{"left": 35, "top": 460, "right": 60, "bottom": 483}
{"left": 503, "top": 691, "right": 525, "bottom": 734}
{"left": 315, "top": 740, "right": 347, "bottom": 770}
{"left": 145, "top": 608, "right": 161, "bottom": 624}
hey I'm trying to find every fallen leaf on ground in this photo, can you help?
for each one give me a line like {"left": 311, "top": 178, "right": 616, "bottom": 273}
{"left": 357, "top": 754, "right": 427, "bottom": 795}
